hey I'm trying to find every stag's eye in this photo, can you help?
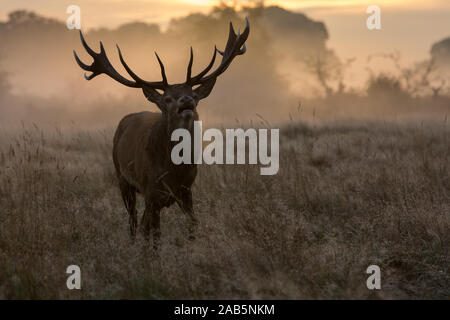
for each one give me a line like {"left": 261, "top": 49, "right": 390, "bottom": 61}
{"left": 192, "top": 92, "right": 199, "bottom": 100}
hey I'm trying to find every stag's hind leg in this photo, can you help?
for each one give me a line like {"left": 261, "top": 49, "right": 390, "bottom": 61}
{"left": 119, "top": 177, "right": 138, "bottom": 238}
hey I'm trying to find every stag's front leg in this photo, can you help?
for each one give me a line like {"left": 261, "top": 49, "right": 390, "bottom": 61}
{"left": 179, "top": 187, "right": 198, "bottom": 240}
{"left": 141, "top": 200, "right": 161, "bottom": 250}
{"left": 118, "top": 178, "right": 137, "bottom": 239}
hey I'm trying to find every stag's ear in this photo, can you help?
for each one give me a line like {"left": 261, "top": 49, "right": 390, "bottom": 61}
{"left": 193, "top": 78, "right": 217, "bottom": 100}
{"left": 142, "top": 87, "right": 163, "bottom": 109}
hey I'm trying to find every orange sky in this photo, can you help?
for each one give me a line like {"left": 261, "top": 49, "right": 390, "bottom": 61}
{"left": 1, "top": 0, "right": 450, "bottom": 63}
{"left": 2, "top": 0, "right": 449, "bottom": 28}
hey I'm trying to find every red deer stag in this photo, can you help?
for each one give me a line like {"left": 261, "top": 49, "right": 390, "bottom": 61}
{"left": 74, "top": 19, "right": 250, "bottom": 248}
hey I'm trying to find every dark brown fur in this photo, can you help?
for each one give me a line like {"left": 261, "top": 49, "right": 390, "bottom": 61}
{"left": 113, "top": 109, "right": 199, "bottom": 246}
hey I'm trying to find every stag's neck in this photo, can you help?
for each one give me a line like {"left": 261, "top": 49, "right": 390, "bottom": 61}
{"left": 147, "top": 115, "right": 196, "bottom": 168}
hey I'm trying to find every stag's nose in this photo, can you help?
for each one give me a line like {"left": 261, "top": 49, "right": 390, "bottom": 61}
{"left": 178, "top": 96, "right": 195, "bottom": 107}
{"left": 177, "top": 95, "right": 195, "bottom": 116}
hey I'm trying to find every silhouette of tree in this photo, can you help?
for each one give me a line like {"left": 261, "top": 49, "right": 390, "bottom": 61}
{"left": 431, "top": 37, "right": 450, "bottom": 67}
{"left": 367, "top": 74, "right": 407, "bottom": 99}
{"left": 366, "top": 51, "right": 449, "bottom": 98}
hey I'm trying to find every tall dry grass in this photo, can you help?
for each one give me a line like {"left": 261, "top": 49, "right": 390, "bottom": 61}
{"left": 0, "top": 120, "right": 448, "bottom": 299}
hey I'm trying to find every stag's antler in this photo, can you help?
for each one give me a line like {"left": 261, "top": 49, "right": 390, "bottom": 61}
{"left": 74, "top": 18, "right": 249, "bottom": 90}
{"left": 73, "top": 31, "right": 168, "bottom": 90}
{"left": 186, "top": 18, "right": 250, "bottom": 85}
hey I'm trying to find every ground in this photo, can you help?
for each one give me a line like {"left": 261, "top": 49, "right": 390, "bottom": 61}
{"left": 0, "top": 120, "right": 448, "bottom": 299}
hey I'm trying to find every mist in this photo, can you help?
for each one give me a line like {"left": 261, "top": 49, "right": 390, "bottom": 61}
{"left": 0, "top": 3, "right": 449, "bottom": 126}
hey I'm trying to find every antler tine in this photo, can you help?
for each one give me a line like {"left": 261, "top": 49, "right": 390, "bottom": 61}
{"left": 116, "top": 45, "right": 166, "bottom": 90}
{"left": 79, "top": 31, "right": 97, "bottom": 57}
{"left": 186, "top": 47, "right": 194, "bottom": 83}
{"left": 222, "top": 21, "right": 238, "bottom": 58}
{"left": 74, "top": 31, "right": 168, "bottom": 89}
{"left": 99, "top": 41, "right": 106, "bottom": 54}
{"left": 187, "top": 46, "right": 218, "bottom": 84}
{"left": 154, "top": 52, "right": 169, "bottom": 87}
{"left": 189, "top": 17, "right": 249, "bottom": 86}
{"left": 73, "top": 49, "right": 98, "bottom": 80}
{"left": 239, "top": 43, "right": 247, "bottom": 55}
{"left": 116, "top": 44, "right": 140, "bottom": 82}
{"left": 74, "top": 32, "right": 101, "bottom": 80}
{"left": 73, "top": 50, "right": 90, "bottom": 71}
{"left": 74, "top": 31, "right": 140, "bottom": 87}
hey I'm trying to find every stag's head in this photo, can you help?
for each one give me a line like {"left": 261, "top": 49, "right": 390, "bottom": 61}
{"left": 74, "top": 19, "right": 250, "bottom": 132}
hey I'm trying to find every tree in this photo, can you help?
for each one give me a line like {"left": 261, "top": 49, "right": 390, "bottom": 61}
{"left": 431, "top": 37, "right": 450, "bottom": 67}
{"left": 367, "top": 52, "right": 449, "bottom": 98}
{"left": 366, "top": 74, "right": 408, "bottom": 100}
{"left": 301, "top": 50, "right": 354, "bottom": 97}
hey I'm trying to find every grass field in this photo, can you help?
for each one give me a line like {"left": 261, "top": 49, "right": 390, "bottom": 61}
{"left": 0, "top": 120, "right": 448, "bottom": 299}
